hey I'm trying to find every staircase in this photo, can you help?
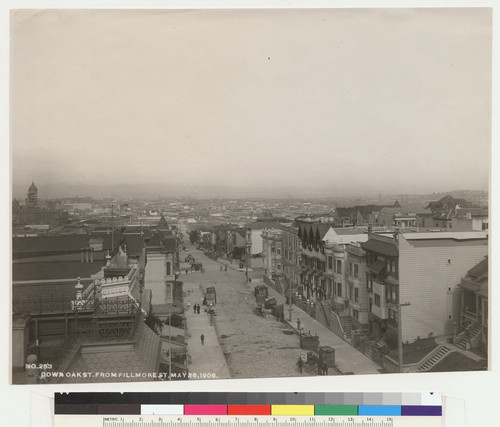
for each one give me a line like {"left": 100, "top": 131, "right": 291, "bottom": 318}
{"left": 339, "top": 315, "right": 353, "bottom": 340}
{"left": 318, "top": 301, "right": 331, "bottom": 328}
{"left": 365, "top": 345, "right": 374, "bottom": 360}
{"left": 456, "top": 324, "right": 482, "bottom": 350}
{"left": 417, "top": 346, "right": 452, "bottom": 372}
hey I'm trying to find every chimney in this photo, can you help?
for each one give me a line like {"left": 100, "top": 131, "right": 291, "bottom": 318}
{"left": 367, "top": 225, "right": 372, "bottom": 237}
{"left": 105, "top": 250, "right": 111, "bottom": 266}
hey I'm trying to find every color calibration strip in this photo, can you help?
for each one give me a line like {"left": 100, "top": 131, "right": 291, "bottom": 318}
{"left": 55, "top": 392, "right": 441, "bottom": 416}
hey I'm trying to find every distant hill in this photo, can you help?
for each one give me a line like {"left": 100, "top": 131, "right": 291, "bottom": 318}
{"left": 11, "top": 182, "right": 488, "bottom": 203}
{"left": 423, "top": 190, "right": 488, "bottom": 205}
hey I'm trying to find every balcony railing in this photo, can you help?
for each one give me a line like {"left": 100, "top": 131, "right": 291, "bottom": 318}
{"left": 13, "top": 296, "right": 139, "bottom": 316}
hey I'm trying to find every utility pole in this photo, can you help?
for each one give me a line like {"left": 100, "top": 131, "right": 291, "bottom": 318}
{"left": 398, "top": 301, "right": 411, "bottom": 373}
{"left": 168, "top": 302, "right": 171, "bottom": 380}
{"left": 246, "top": 229, "right": 251, "bottom": 285}
{"left": 288, "top": 269, "right": 293, "bottom": 322}
{"left": 111, "top": 204, "right": 115, "bottom": 252}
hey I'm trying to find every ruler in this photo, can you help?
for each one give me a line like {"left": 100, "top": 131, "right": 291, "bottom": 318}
{"left": 55, "top": 415, "right": 441, "bottom": 427}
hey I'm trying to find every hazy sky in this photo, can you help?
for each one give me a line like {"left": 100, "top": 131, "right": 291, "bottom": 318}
{"left": 11, "top": 8, "right": 491, "bottom": 196}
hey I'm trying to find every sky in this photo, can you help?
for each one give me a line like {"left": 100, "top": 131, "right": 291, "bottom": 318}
{"left": 10, "top": 8, "right": 492, "bottom": 197}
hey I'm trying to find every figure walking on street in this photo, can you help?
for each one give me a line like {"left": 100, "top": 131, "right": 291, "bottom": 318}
{"left": 200, "top": 334, "right": 205, "bottom": 345}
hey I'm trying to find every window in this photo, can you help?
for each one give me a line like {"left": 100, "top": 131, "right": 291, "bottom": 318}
{"left": 166, "top": 262, "right": 171, "bottom": 276}
{"left": 328, "top": 256, "right": 333, "bottom": 270}
{"left": 277, "top": 264, "right": 281, "bottom": 270}
{"left": 337, "top": 282, "right": 342, "bottom": 297}
{"left": 367, "top": 277, "right": 373, "bottom": 291}
{"left": 354, "top": 264, "right": 359, "bottom": 279}
{"left": 349, "top": 262, "right": 353, "bottom": 276}
{"left": 374, "top": 294, "right": 381, "bottom": 307}
{"left": 336, "top": 260, "right": 342, "bottom": 274}
{"left": 277, "top": 248, "right": 281, "bottom": 255}
{"left": 271, "top": 246, "right": 275, "bottom": 253}
{"left": 352, "top": 309, "right": 359, "bottom": 320}
{"left": 354, "top": 288, "right": 359, "bottom": 303}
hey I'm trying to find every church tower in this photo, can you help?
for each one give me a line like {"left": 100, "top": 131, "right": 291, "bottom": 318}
{"left": 27, "top": 181, "right": 38, "bottom": 207}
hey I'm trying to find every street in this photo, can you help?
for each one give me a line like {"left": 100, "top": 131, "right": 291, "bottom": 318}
{"left": 182, "top": 243, "right": 306, "bottom": 379}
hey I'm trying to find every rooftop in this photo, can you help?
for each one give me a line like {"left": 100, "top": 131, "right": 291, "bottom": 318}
{"left": 12, "top": 260, "right": 105, "bottom": 281}
{"left": 361, "top": 237, "right": 398, "bottom": 257}
{"left": 402, "top": 231, "right": 488, "bottom": 241}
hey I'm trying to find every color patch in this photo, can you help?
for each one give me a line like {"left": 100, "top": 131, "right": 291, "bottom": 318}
{"left": 227, "top": 405, "right": 271, "bottom": 415}
{"left": 141, "top": 405, "right": 184, "bottom": 415}
{"left": 184, "top": 405, "right": 227, "bottom": 415}
{"left": 402, "top": 406, "right": 442, "bottom": 416}
{"left": 358, "top": 405, "right": 402, "bottom": 416}
{"left": 314, "top": 405, "right": 358, "bottom": 415}
{"left": 97, "top": 404, "right": 141, "bottom": 415}
{"left": 271, "top": 405, "right": 315, "bottom": 416}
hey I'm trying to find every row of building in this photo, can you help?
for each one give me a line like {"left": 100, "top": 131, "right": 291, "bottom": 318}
{"left": 259, "top": 199, "right": 488, "bottom": 370}
{"left": 12, "top": 214, "right": 184, "bottom": 382}
{"left": 261, "top": 223, "right": 488, "bottom": 365}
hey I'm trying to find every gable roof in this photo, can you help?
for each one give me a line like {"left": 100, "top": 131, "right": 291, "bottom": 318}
{"left": 124, "top": 234, "right": 145, "bottom": 256}
{"left": 164, "top": 237, "right": 177, "bottom": 253}
{"left": 298, "top": 222, "right": 332, "bottom": 241}
{"left": 361, "top": 237, "right": 398, "bottom": 257}
{"left": 146, "top": 231, "right": 165, "bottom": 248}
{"left": 158, "top": 214, "right": 169, "bottom": 230}
{"left": 467, "top": 257, "right": 488, "bottom": 278}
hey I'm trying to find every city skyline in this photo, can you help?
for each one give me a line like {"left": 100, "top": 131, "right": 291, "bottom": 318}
{"left": 11, "top": 180, "right": 489, "bottom": 201}
{"left": 11, "top": 9, "right": 491, "bottom": 196}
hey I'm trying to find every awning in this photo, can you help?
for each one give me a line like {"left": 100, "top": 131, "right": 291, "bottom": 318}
{"left": 369, "top": 260, "right": 386, "bottom": 274}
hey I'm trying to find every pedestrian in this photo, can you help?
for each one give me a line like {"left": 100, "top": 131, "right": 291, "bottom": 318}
{"left": 197, "top": 304, "right": 200, "bottom": 314}
{"left": 225, "top": 265, "right": 227, "bottom": 271}
{"left": 297, "top": 318, "right": 301, "bottom": 331}
{"left": 201, "top": 334, "right": 205, "bottom": 345}
{"left": 193, "top": 303, "right": 196, "bottom": 314}
{"left": 187, "top": 300, "right": 191, "bottom": 308}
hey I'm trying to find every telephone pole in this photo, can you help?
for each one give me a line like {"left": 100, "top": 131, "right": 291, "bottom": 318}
{"left": 111, "top": 204, "right": 115, "bottom": 252}
{"left": 246, "top": 229, "right": 251, "bottom": 285}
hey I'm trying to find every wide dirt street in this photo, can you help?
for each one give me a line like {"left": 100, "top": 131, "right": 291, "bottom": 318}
{"left": 183, "top": 244, "right": 307, "bottom": 379}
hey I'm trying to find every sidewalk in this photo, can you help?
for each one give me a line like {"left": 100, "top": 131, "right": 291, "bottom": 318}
{"left": 183, "top": 281, "right": 231, "bottom": 380}
{"left": 259, "top": 283, "right": 382, "bottom": 375}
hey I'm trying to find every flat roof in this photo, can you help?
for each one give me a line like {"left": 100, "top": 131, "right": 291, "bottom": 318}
{"left": 402, "top": 231, "right": 488, "bottom": 241}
